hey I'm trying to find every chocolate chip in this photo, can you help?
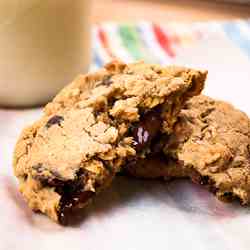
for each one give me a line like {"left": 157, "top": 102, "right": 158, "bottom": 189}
{"left": 156, "top": 69, "right": 163, "bottom": 74}
{"left": 191, "top": 173, "right": 210, "bottom": 185}
{"left": 32, "top": 164, "right": 65, "bottom": 186}
{"left": 52, "top": 169, "right": 95, "bottom": 225}
{"left": 200, "top": 175, "right": 209, "bottom": 185}
{"left": 151, "top": 134, "right": 169, "bottom": 154}
{"left": 23, "top": 174, "right": 28, "bottom": 181}
{"left": 222, "top": 192, "right": 234, "bottom": 202}
{"left": 58, "top": 191, "right": 94, "bottom": 225}
{"left": 46, "top": 115, "right": 64, "bottom": 128}
{"left": 42, "top": 178, "right": 65, "bottom": 187}
{"left": 132, "top": 111, "right": 161, "bottom": 152}
{"left": 102, "top": 75, "right": 113, "bottom": 86}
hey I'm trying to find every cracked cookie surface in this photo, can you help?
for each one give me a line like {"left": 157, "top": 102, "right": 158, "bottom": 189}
{"left": 13, "top": 61, "right": 207, "bottom": 224}
{"left": 126, "top": 95, "right": 250, "bottom": 204}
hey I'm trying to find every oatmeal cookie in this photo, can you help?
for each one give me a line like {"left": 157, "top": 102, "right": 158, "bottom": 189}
{"left": 126, "top": 95, "right": 250, "bottom": 204}
{"left": 13, "top": 61, "right": 207, "bottom": 224}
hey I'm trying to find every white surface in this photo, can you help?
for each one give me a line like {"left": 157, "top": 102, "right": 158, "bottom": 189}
{"left": 0, "top": 34, "right": 250, "bottom": 250}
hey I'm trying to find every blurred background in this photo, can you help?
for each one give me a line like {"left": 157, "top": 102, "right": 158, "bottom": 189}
{"left": 92, "top": 0, "right": 250, "bottom": 22}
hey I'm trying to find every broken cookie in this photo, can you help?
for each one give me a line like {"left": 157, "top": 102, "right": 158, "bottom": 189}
{"left": 125, "top": 95, "right": 250, "bottom": 205}
{"left": 13, "top": 61, "right": 207, "bottom": 224}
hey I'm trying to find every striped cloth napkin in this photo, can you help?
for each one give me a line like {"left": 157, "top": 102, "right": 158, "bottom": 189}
{"left": 1, "top": 19, "right": 250, "bottom": 250}
{"left": 91, "top": 20, "right": 250, "bottom": 69}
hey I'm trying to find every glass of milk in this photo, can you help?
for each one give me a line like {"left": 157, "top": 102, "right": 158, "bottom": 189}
{"left": 0, "top": 0, "right": 91, "bottom": 107}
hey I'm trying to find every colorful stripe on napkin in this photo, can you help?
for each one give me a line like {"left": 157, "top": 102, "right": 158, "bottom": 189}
{"left": 91, "top": 19, "right": 250, "bottom": 70}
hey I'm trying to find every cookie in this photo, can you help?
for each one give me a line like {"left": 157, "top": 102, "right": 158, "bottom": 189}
{"left": 125, "top": 95, "right": 250, "bottom": 204}
{"left": 13, "top": 61, "right": 207, "bottom": 224}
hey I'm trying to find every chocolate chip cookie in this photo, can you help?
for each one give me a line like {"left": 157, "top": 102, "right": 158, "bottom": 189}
{"left": 125, "top": 95, "right": 250, "bottom": 204}
{"left": 13, "top": 61, "right": 207, "bottom": 224}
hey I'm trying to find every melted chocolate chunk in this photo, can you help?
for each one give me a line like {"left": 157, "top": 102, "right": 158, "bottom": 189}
{"left": 46, "top": 115, "right": 64, "bottom": 128}
{"left": 132, "top": 110, "right": 162, "bottom": 152}
{"left": 200, "top": 175, "right": 210, "bottom": 185}
{"left": 222, "top": 192, "right": 233, "bottom": 199}
{"left": 31, "top": 167, "right": 95, "bottom": 225}
{"left": 32, "top": 164, "right": 65, "bottom": 186}
{"left": 191, "top": 173, "right": 210, "bottom": 185}
{"left": 55, "top": 170, "right": 95, "bottom": 225}
{"left": 59, "top": 191, "right": 94, "bottom": 225}
{"left": 151, "top": 134, "right": 169, "bottom": 155}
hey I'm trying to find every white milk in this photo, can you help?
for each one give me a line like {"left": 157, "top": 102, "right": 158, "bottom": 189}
{"left": 0, "top": 0, "right": 91, "bottom": 107}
